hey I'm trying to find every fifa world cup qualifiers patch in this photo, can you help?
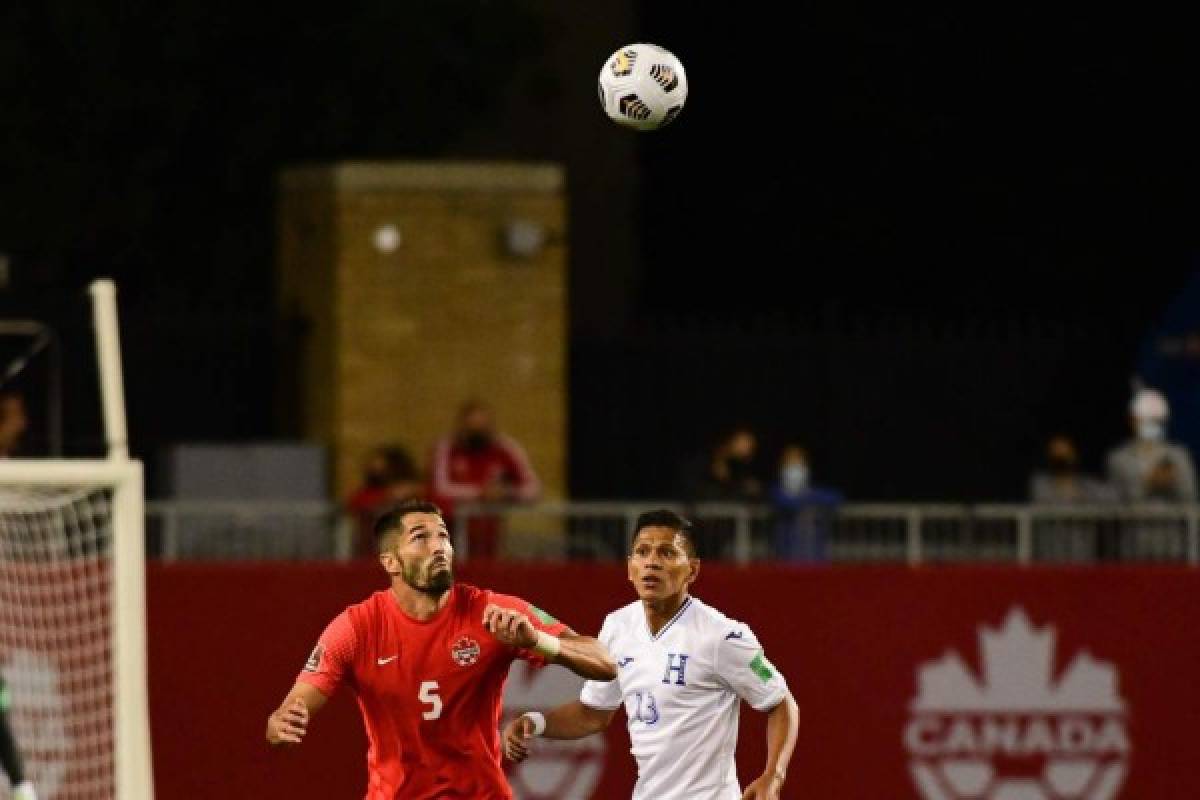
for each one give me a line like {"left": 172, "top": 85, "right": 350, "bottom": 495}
{"left": 304, "top": 643, "right": 324, "bottom": 673}
{"left": 531, "top": 606, "right": 559, "bottom": 626}
{"left": 750, "top": 651, "right": 775, "bottom": 683}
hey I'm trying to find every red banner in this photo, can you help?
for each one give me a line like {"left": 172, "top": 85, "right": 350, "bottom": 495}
{"left": 147, "top": 563, "right": 1200, "bottom": 798}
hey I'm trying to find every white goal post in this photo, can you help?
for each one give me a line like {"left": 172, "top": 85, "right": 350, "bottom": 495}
{"left": 0, "top": 280, "right": 152, "bottom": 799}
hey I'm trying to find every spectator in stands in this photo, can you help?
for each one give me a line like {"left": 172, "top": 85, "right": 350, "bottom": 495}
{"left": 429, "top": 400, "right": 541, "bottom": 558}
{"left": 675, "top": 426, "right": 763, "bottom": 559}
{"left": 678, "top": 425, "right": 763, "bottom": 504}
{"left": 1029, "top": 434, "right": 1118, "bottom": 561}
{"left": 1029, "top": 435, "right": 1116, "bottom": 504}
{"left": 346, "top": 445, "right": 424, "bottom": 556}
{"left": 1106, "top": 388, "right": 1197, "bottom": 503}
{"left": 770, "top": 445, "right": 843, "bottom": 561}
{"left": 0, "top": 391, "right": 28, "bottom": 458}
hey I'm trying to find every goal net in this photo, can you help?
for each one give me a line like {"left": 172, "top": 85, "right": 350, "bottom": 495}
{"left": 0, "top": 283, "right": 152, "bottom": 800}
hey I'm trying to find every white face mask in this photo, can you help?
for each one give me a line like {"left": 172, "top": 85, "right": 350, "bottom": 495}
{"left": 781, "top": 464, "right": 809, "bottom": 495}
{"left": 1136, "top": 419, "right": 1165, "bottom": 442}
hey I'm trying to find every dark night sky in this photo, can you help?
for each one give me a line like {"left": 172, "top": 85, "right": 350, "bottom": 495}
{"left": 601, "top": 5, "right": 1200, "bottom": 499}
{"left": 1, "top": 2, "right": 1197, "bottom": 498}
{"left": 636, "top": 5, "right": 1197, "bottom": 315}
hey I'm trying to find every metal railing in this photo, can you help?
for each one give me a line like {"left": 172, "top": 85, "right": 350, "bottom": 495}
{"left": 146, "top": 501, "right": 351, "bottom": 561}
{"left": 453, "top": 501, "right": 1200, "bottom": 566}
{"left": 143, "top": 500, "right": 1200, "bottom": 565}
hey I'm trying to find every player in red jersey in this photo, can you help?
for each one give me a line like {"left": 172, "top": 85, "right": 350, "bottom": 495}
{"left": 265, "top": 500, "right": 616, "bottom": 799}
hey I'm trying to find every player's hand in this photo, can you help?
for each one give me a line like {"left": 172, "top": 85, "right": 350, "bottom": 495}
{"left": 741, "top": 771, "right": 784, "bottom": 800}
{"left": 266, "top": 698, "right": 309, "bottom": 746}
{"left": 483, "top": 603, "right": 537, "bottom": 649}
{"left": 502, "top": 714, "right": 538, "bottom": 762}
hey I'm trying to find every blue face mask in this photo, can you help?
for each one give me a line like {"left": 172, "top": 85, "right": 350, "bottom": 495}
{"left": 781, "top": 464, "right": 809, "bottom": 495}
{"left": 1136, "top": 419, "right": 1165, "bottom": 442}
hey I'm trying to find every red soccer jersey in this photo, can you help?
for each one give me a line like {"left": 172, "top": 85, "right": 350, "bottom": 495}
{"left": 296, "top": 583, "right": 568, "bottom": 799}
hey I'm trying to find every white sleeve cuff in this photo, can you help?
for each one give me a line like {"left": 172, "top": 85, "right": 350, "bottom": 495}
{"left": 750, "top": 686, "right": 788, "bottom": 712}
{"left": 525, "top": 711, "right": 547, "bottom": 736}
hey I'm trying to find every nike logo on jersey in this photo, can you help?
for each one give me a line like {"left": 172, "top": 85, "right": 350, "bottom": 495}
{"left": 377, "top": 655, "right": 398, "bottom": 665}
{"left": 618, "top": 657, "right": 635, "bottom": 668}
{"left": 725, "top": 631, "right": 744, "bottom": 640}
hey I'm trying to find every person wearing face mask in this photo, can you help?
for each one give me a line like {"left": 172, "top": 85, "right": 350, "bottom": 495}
{"left": 769, "top": 445, "right": 842, "bottom": 562}
{"left": 1029, "top": 435, "right": 1115, "bottom": 505}
{"left": 675, "top": 427, "right": 765, "bottom": 558}
{"left": 1105, "top": 388, "right": 1197, "bottom": 504}
{"left": 346, "top": 446, "right": 424, "bottom": 556}
{"left": 678, "top": 426, "right": 763, "bottom": 504}
{"left": 428, "top": 400, "right": 541, "bottom": 558}
{"left": 1027, "top": 435, "right": 1116, "bottom": 561}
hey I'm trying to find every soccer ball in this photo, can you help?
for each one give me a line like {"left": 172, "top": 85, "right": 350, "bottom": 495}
{"left": 597, "top": 43, "right": 688, "bottom": 131}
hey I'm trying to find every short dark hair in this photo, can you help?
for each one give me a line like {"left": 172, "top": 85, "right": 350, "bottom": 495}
{"left": 372, "top": 446, "right": 419, "bottom": 482}
{"left": 373, "top": 500, "right": 444, "bottom": 550}
{"left": 632, "top": 509, "right": 697, "bottom": 558}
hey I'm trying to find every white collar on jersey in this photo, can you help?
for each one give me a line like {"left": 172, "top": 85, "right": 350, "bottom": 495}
{"left": 644, "top": 596, "right": 693, "bottom": 641}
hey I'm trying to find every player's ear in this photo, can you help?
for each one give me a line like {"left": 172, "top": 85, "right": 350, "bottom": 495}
{"left": 686, "top": 557, "right": 700, "bottom": 585}
{"left": 379, "top": 550, "right": 399, "bottom": 577}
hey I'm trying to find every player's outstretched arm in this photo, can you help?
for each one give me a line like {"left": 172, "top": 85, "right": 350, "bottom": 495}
{"left": 266, "top": 682, "right": 328, "bottom": 747}
{"left": 741, "top": 690, "right": 799, "bottom": 800}
{"left": 483, "top": 603, "right": 617, "bottom": 681}
{"left": 503, "top": 700, "right": 616, "bottom": 762}
{"left": 550, "top": 631, "right": 618, "bottom": 681}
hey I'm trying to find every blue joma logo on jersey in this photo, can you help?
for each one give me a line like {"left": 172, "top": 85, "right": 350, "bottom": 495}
{"left": 618, "top": 657, "right": 635, "bottom": 668}
{"left": 662, "top": 653, "right": 689, "bottom": 685}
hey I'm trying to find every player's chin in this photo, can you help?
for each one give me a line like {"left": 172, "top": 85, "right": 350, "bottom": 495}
{"left": 634, "top": 582, "right": 666, "bottom": 600}
{"left": 424, "top": 567, "right": 454, "bottom": 592}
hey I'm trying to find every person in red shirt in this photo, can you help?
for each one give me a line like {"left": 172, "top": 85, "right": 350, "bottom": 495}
{"left": 265, "top": 499, "right": 616, "bottom": 799}
{"left": 429, "top": 401, "right": 541, "bottom": 558}
{"left": 345, "top": 445, "right": 424, "bottom": 557}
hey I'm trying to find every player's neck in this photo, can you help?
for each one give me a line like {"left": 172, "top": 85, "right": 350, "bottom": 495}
{"left": 641, "top": 592, "right": 689, "bottom": 636}
{"left": 389, "top": 582, "right": 452, "bottom": 621}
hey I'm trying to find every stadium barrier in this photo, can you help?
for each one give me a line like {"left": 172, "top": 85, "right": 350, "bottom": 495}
{"left": 146, "top": 500, "right": 349, "bottom": 561}
{"left": 147, "top": 561, "right": 1200, "bottom": 798}
{"left": 144, "top": 500, "right": 1200, "bottom": 565}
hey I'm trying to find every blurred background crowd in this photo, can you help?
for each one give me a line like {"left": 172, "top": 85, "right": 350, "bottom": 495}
{"left": 0, "top": 2, "right": 1198, "bottom": 566}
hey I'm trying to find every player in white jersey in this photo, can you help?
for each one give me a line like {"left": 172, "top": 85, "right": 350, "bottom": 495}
{"left": 503, "top": 509, "right": 799, "bottom": 799}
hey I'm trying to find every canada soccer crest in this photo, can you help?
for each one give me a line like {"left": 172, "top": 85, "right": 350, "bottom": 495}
{"left": 451, "top": 636, "right": 481, "bottom": 666}
{"left": 905, "top": 607, "right": 1130, "bottom": 800}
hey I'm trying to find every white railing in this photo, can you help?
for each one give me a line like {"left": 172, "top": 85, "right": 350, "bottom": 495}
{"left": 143, "top": 500, "right": 1200, "bottom": 565}
{"left": 453, "top": 501, "right": 1200, "bottom": 566}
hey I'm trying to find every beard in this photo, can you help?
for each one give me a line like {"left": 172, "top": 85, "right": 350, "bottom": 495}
{"left": 401, "top": 558, "right": 454, "bottom": 596}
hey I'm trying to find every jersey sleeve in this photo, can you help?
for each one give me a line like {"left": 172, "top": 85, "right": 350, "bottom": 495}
{"left": 714, "top": 623, "right": 788, "bottom": 711}
{"left": 295, "top": 609, "right": 357, "bottom": 697}
{"left": 488, "top": 592, "right": 570, "bottom": 667}
{"left": 579, "top": 614, "right": 622, "bottom": 710}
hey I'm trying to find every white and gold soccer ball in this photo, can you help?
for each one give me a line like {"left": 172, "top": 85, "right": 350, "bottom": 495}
{"left": 598, "top": 43, "right": 688, "bottom": 131}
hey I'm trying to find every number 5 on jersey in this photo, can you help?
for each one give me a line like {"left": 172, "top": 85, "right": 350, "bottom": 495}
{"left": 419, "top": 680, "right": 442, "bottom": 720}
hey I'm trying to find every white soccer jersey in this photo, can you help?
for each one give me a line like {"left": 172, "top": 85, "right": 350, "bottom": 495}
{"left": 579, "top": 595, "right": 788, "bottom": 800}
